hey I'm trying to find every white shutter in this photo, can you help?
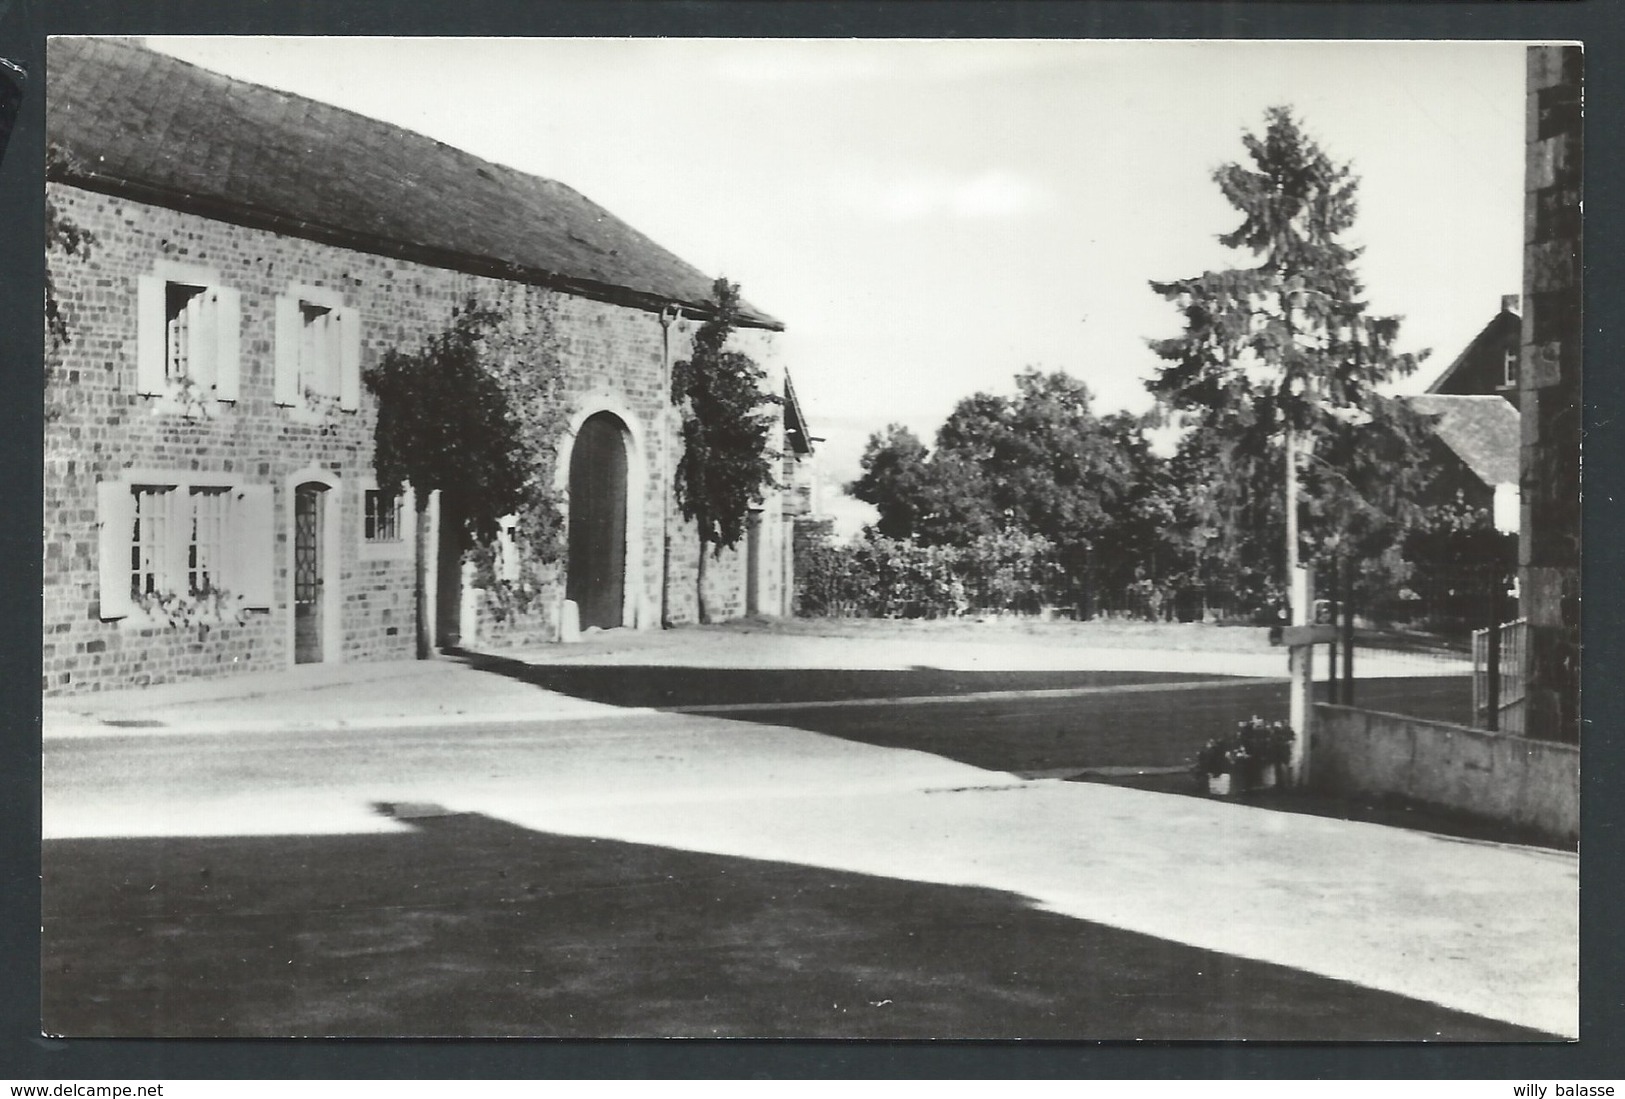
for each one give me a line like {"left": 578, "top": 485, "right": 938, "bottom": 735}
{"left": 167, "top": 489, "right": 191, "bottom": 594}
{"left": 136, "top": 275, "right": 166, "bottom": 396}
{"left": 96, "top": 482, "right": 136, "bottom": 620}
{"left": 214, "top": 286, "right": 241, "bottom": 402}
{"left": 189, "top": 292, "right": 217, "bottom": 394}
{"left": 339, "top": 306, "right": 362, "bottom": 411}
{"left": 274, "top": 295, "right": 300, "bottom": 406}
{"left": 236, "top": 483, "right": 275, "bottom": 608}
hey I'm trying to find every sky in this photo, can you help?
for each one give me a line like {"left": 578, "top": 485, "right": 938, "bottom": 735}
{"left": 146, "top": 37, "right": 1528, "bottom": 533}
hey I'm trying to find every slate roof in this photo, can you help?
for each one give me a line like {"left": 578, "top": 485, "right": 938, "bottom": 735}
{"left": 1403, "top": 394, "right": 1521, "bottom": 487}
{"left": 46, "top": 37, "right": 780, "bottom": 328}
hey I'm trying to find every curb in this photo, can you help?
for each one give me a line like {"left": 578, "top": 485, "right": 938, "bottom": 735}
{"left": 42, "top": 703, "right": 664, "bottom": 741}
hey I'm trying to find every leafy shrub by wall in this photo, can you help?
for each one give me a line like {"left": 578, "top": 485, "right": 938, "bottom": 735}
{"left": 795, "top": 525, "right": 1064, "bottom": 619}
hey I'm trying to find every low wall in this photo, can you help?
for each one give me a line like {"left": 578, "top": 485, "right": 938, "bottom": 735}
{"left": 1311, "top": 703, "right": 1579, "bottom": 845}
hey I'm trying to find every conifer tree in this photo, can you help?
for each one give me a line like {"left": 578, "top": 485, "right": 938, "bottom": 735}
{"left": 671, "top": 278, "right": 781, "bottom": 623}
{"left": 1147, "top": 107, "right": 1428, "bottom": 596}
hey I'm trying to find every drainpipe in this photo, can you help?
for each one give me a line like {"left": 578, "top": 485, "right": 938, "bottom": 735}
{"left": 658, "top": 304, "right": 683, "bottom": 628}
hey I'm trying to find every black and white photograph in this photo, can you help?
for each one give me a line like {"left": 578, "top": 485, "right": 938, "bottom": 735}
{"left": 38, "top": 35, "right": 1581, "bottom": 1042}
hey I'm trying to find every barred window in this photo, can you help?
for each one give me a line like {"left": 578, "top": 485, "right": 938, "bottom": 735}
{"left": 364, "top": 489, "right": 403, "bottom": 544}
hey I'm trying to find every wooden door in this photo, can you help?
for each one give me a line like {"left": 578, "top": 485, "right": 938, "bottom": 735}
{"left": 293, "top": 483, "right": 324, "bottom": 663}
{"left": 567, "top": 412, "right": 628, "bottom": 630}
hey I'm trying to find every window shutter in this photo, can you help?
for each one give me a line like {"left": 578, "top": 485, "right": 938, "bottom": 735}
{"left": 136, "top": 276, "right": 166, "bottom": 396}
{"left": 274, "top": 295, "right": 300, "bottom": 406}
{"left": 214, "top": 286, "right": 241, "bottom": 402}
{"left": 236, "top": 483, "right": 275, "bottom": 608}
{"left": 167, "top": 489, "right": 191, "bottom": 594}
{"left": 189, "top": 291, "right": 217, "bottom": 394}
{"left": 339, "top": 306, "right": 362, "bottom": 411}
{"left": 96, "top": 482, "right": 135, "bottom": 620}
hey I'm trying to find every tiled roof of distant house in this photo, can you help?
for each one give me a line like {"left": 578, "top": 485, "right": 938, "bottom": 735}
{"left": 1404, "top": 394, "right": 1521, "bottom": 487}
{"left": 46, "top": 36, "right": 780, "bottom": 328}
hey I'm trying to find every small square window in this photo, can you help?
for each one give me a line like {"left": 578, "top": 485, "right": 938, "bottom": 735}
{"left": 365, "top": 489, "right": 403, "bottom": 544}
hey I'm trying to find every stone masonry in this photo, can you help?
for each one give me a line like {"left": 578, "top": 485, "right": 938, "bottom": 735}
{"left": 1518, "top": 45, "right": 1582, "bottom": 742}
{"left": 44, "top": 183, "right": 782, "bottom": 695}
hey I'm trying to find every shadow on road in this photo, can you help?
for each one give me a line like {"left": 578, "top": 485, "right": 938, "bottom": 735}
{"left": 42, "top": 811, "right": 1553, "bottom": 1040}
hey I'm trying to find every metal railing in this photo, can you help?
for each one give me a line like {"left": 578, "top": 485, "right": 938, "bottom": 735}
{"left": 1472, "top": 617, "right": 1529, "bottom": 735}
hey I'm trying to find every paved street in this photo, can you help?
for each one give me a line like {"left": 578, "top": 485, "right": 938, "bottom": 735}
{"left": 41, "top": 629, "right": 1578, "bottom": 1040}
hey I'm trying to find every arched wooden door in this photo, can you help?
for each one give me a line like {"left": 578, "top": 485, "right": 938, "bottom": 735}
{"left": 567, "top": 412, "right": 628, "bottom": 629}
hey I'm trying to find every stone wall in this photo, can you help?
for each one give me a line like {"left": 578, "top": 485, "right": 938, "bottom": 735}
{"left": 1519, "top": 46, "right": 1583, "bottom": 742}
{"left": 45, "top": 183, "right": 782, "bottom": 693}
{"left": 1312, "top": 703, "right": 1579, "bottom": 845}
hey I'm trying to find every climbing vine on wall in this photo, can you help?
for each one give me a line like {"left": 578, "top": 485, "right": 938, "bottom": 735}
{"left": 366, "top": 290, "right": 571, "bottom": 646}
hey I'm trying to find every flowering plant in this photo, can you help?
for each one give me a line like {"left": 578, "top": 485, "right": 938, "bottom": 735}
{"left": 134, "top": 585, "right": 247, "bottom": 629}
{"left": 1195, "top": 716, "right": 1294, "bottom": 777}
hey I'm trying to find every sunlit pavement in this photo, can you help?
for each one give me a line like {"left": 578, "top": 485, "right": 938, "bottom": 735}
{"left": 44, "top": 695, "right": 1578, "bottom": 1038}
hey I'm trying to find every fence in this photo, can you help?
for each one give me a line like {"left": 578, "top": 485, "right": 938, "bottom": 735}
{"left": 1472, "top": 617, "right": 1529, "bottom": 736}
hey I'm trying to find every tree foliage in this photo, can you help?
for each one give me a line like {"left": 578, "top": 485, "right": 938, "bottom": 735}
{"left": 671, "top": 278, "right": 782, "bottom": 556}
{"left": 46, "top": 145, "right": 95, "bottom": 351}
{"left": 1147, "top": 107, "right": 1429, "bottom": 582}
{"left": 850, "top": 369, "right": 1152, "bottom": 603}
{"left": 365, "top": 301, "right": 536, "bottom": 547}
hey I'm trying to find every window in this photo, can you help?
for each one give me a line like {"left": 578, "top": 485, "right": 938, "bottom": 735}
{"left": 98, "top": 478, "right": 274, "bottom": 620}
{"left": 299, "top": 302, "right": 340, "bottom": 397}
{"left": 1503, "top": 347, "right": 1518, "bottom": 389}
{"left": 137, "top": 263, "right": 240, "bottom": 403}
{"left": 188, "top": 487, "right": 231, "bottom": 594}
{"left": 129, "top": 486, "right": 174, "bottom": 598}
{"left": 364, "top": 489, "right": 403, "bottom": 544}
{"left": 276, "top": 286, "right": 361, "bottom": 412}
{"left": 165, "top": 283, "right": 207, "bottom": 384}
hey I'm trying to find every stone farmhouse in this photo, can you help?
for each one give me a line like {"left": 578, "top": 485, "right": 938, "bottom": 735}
{"left": 44, "top": 37, "right": 815, "bottom": 695}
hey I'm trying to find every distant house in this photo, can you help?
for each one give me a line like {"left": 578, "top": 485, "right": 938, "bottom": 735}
{"left": 1426, "top": 295, "right": 1522, "bottom": 410}
{"left": 1403, "top": 394, "right": 1521, "bottom": 534}
{"left": 44, "top": 37, "right": 809, "bottom": 695}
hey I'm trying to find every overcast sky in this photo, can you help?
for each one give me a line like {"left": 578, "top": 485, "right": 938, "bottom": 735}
{"left": 146, "top": 37, "right": 1528, "bottom": 530}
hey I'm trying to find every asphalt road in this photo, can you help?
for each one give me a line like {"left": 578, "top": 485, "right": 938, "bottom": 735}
{"left": 465, "top": 654, "right": 1473, "bottom": 775}
{"left": 41, "top": 670, "right": 1575, "bottom": 1039}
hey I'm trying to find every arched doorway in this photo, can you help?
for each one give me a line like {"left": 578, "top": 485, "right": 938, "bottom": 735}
{"left": 567, "top": 411, "right": 629, "bottom": 629}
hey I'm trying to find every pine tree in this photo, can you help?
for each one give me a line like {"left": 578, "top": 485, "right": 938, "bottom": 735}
{"left": 1147, "top": 107, "right": 1429, "bottom": 599}
{"left": 671, "top": 278, "right": 781, "bottom": 623}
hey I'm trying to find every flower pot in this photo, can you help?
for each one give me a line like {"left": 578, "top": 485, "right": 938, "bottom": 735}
{"left": 1206, "top": 772, "right": 1233, "bottom": 797}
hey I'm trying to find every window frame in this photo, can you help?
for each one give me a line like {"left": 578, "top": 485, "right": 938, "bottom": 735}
{"left": 275, "top": 283, "right": 362, "bottom": 418}
{"left": 358, "top": 479, "right": 415, "bottom": 562}
{"left": 98, "top": 473, "right": 276, "bottom": 622}
{"left": 136, "top": 260, "right": 241, "bottom": 409}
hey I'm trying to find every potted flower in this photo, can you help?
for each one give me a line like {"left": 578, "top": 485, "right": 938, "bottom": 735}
{"left": 1194, "top": 716, "right": 1294, "bottom": 795}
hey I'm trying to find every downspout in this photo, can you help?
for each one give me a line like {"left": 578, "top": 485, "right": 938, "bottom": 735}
{"left": 659, "top": 304, "right": 683, "bottom": 628}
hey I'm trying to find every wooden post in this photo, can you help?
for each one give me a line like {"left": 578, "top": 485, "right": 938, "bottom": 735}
{"left": 1326, "top": 556, "right": 1339, "bottom": 703}
{"left": 1486, "top": 561, "right": 1504, "bottom": 732}
{"left": 1341, "top": 561, "right": 1355, "bottom": 705}
{"left": 1285, "top": 429, "right": 1314, "bottom": 784}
